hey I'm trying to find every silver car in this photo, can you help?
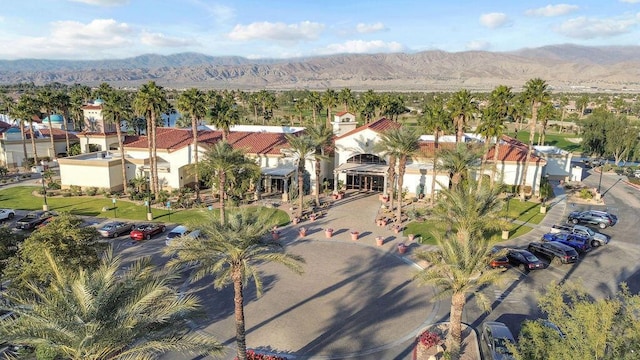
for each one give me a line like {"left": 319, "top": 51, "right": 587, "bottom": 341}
{"left": 98, "top": 221, "right": 134, "bottom": 238}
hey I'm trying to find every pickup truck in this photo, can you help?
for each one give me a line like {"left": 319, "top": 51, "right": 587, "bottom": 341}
{"left": 549, "top": 224, "right": 609, "bottom": 247}
{"left": 15, "top": 211, "right": 54, "bottom": 230}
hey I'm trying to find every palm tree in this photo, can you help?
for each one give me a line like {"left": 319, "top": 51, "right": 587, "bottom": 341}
{"left": 305, "top": 91, "right": 323, "bottom": 126}
{"left": 382, "top": 128, "right": 419, "bottom": 225}
{"left": 134, "top": 81, "right": 169, "bottom": 196}
{"left": 37, "top": 87, "right": 57, "bottom": 159}
{"left": 477, "top": 107, "right": 506, "bottom": 189}
{"left": 282, "top": 133, "right": 316, "bottom": 218}
{"left": 519, "top": 78, "right": 551, "bottom": 200}
{"left": 420, "top": 96, "right": 451, "bottom": 203}
{"left": 447, "top": 90, "right": 478, "bottom": 143}
{"left": 537, "top": 102, "right": 557, "bottom": 146}
{"left": 69, "top": 84, "right": 91, "bottom": 131}
{"left": 414, "top": 181, "right": 505, "bottom": 357}
{"left": 177, "top": 88, "right": 207, "bottom": 201}
{"left": 0, "top": 249, "right": 223, "bottom": 360}
{"left": 305, "top": 123, "right": 333, "bottom": 206}
{"left": 207, "top": 90, "right": 239, "bottom": 141}
{"left": 338, "top": 87, "right": 355, "bottom": 112}
{"left": 438, "top": 143, "right": 481, "bottom": 189}
{"left": 102, "top": 86, "right": 132, "bottom": 193}
{"left": 200, "top": 141, "right": 258, "bottom": 225}
{"left": 359, "top": 90, "right": 380, "bottom": 124}
{"left": 53, "top": 90, "right": 72, "bottom": 156}
{"left": 164, "top": 208, "right": 304, "bottom": 360}
{"left": 375, "top": 129, "right": 400, "bottom": 213}
{"left": 322, "top": 89, "right": 338, "bottom": 127}
{"left": 13, "top": 94, "right": 41, "bottom": 169}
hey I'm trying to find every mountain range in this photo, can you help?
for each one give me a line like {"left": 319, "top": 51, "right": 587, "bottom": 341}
{"left": 1, "top": 44, "right": 640, "bottom": 92}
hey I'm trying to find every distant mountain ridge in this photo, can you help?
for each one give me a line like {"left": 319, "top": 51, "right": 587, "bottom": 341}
{"left": 2, "top": 44, "right": 640, "bottom": 91}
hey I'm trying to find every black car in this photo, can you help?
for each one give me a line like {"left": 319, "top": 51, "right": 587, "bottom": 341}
{"left": 15, "top": 211, "right": 55, "bottom": 230}
{"left": 527, "top": 241, "right": 579, "bottom": 265}
{"left": 568, "top": 210, "right": 617, "bottom": 229}
{"left": 506, "top": 249, "right": 544, "bottom": 272}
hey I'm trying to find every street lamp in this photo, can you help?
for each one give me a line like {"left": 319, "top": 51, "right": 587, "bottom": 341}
{"left": 41, "top": 171, "right": 48, "bottom": 211}
{"left": 597, "top": 163, "right": 604, "bottom": 194}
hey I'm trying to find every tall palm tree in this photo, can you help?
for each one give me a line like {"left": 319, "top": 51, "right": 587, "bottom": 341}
{"left": 477, "top": 107, "right": 506, "bottom": 189}
{"left": 53, "top": 90, "right": 72, "bottom": 156}
{"left": 102, "top": 86, "right": 133, "bottom": 193}
{"left": 305, "top": 123, "right": 333, "bottom": 206}
{"left": 207, "top": 90, "right": 239, "bottom": 141}
{"left": 200, "top": 141, "right": 258, "bottom": 225}
{"left": 305, "top": 91, "right": 323, "bottom": 126}
{"left": 414, "top": 181, "right": 505, "bottom": 358}
{"left": 13, "top": 94, "right": 41, "bottom": 169}
{"left": 37, "top": 87, "right": 57, "bottom": 159}
{"left": 420, "top": 96, "right": 451, "bottom": 203}
{"left": 375, "top": 129, "right": 400, "bottom": 213}
{"left": 69, "top": 84, "right": 91, "bottom": 131}
{"left": 338, "top": 87, "right": 355, "bottom": 112}
{"left": 177, "top": 88, "right": 207, "bottom": 201}
{"left": 537, "top": 102, "right": 557, "bottom": 146}
{"left": 519, "top": 78, "right": 551, "bottom": 200}
{"left": 164, "top": 208, "right": 305, "bottom": 360}
{"left": 134, "top": 81, "right": 169, "bottom": 196}
{"left": 0, "top": 249, "right": 223, "bottom": 360}
{"left": 322, "top": 89, "right": 338, "bottom": 127}
{"left": 447, "top": 89, "right": 478, "bottom": 143}
{"left": 384, "top": 128, "right": 419, "bottom": 225}
{"left": 283, "top": 133, "right": 316, "bottom": 218}
{"left": 359, "top": 89, "right": 380, "bottom": 124}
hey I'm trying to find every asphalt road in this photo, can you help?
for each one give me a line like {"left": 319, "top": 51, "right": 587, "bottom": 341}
{"left": 466, "top": 165, "right": 640, "bottom": 339}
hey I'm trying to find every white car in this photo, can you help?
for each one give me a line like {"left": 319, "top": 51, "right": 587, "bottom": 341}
{"left": 0, "top": 209, "right": 15, "bottom": 221}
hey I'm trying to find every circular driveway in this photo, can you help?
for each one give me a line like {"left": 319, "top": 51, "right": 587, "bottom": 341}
{"left": 190, "top": 239, "right": 437, "bottom": 359}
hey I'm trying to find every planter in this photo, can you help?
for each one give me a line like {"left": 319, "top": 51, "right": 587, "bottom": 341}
{"left": 397, "top": 243, "right": 408, "bottom": 254}
{"left": 337, "top": 193, "right": 344, "bottom": 200}
{"left": 376, "top": 236, "right": 384, "bottom": 246}
{"left": 271, "top": 231, "right": 280, "bottom": 240}
{"left": 299, "top": 227, "right": 307, "bottom": 237}
{"left": 292, "top": 217, "right": 300, "bottom": 225}
{"left": 393, "top": 225, "right": 402, "bottom": 234}
{"left": 325, "top": 229, "right": 334, "bottom": 238}
{"left": 501, "top": 230, "right": 510, "bottom": 240}
{"left": 309, "top": 214, "right": 317, "bottom": 221}
{"left": 350, "top": 231, "right": 359, "bottom": 241}
{"left": 540, "top": 205, "right": 547, "bottom": 214}
{"left": 408, "top": 234, "right": 415, "bottom": 242}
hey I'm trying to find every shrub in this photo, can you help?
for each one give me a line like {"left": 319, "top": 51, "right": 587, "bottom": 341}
{"left": 579, "top": 188, "right": 594, "bottom": 199}
{"left": 34, "top": 344, "right": 59, "bottom": 360}
{"left": 48, "top": 181, "right": 61, "bottom": 190}
{"left": 235, "top": 350, "right": 288, "bottom": 360}
{"left": 69, "top": 185, "right": 82, "bottom": 196}
{"left": 418, "top": 330, "right": 442, "bottom": 349}
{"left": 61, "top": 191, "right": 72, "bottom": 197}
{"left": 157, "top": 190, "right": 170, "bottom": 205}
{"left": 86, "top": 187, "right": 98, "bottom": 196}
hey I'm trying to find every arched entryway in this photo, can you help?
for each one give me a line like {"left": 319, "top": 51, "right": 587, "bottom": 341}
{"left": 339, "top": 154, "right": 387, "bottom": 192}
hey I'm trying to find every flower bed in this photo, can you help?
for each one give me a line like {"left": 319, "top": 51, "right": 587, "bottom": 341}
{"left": 235, "top": 350, "right": 288, "bottom": 360}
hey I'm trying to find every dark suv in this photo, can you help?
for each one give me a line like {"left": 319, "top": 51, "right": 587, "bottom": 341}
{"left": 541, "top": 232, "right": 591, "bottom": 254}
{"left": 568, "top": 210, "right": 616, "bottom": 229}
{"left": 527, "top": 241, "right": 579, "bottom": 265}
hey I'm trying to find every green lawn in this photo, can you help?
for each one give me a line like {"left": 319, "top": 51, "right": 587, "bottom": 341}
{"left": 403, "top": 198, "right": 544, "bottom": 245}
{"left": 0, "top": 186, "right": 290, "bottom": 226}
{"left": 511, "top": 130, "right": 583, "bottom": 153}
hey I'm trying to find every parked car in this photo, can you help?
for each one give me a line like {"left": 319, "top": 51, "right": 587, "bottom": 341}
{"left": 35, "top": 216, "right": 55, "bottom": 229}
{"left": 98, "top": 221, "right": 135, "bottom": 238}
{"left": 481, "top": 321, "right": 516, "bottom": 360}
{"left": 505, "top": 249, "right": 544, "bottom": 272}
{"left": 15, "top": 211, "right": 55, "bottom": 230}
{"left": 549, "top": 224, "right": 609, "bottom": 247}
{"left": 130, "top": 223, "right": 166, "bottom": 241}
{"left": 527, "top": 241, "right": 579, "bottom": 265}
{"left": 488, "top": 247, "right": 510, "bottom": 269}
{"left": 567, "top": 210, "right": 617, "bottom": 229}
{"left": 541, "top": 232, "right": 591, "bottom": 254}
{"left": 0, "top": 209, "right": 15, "bottom": 221}
{"left": 165, "top": 226, "right": 201, "bottom": 245}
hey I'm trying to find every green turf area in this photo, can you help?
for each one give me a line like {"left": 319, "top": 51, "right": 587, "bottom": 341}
{"left": 0, "top": 186, "right": 290, "bottom": 225}
{"left": 511, "top": 130, "right": 583, "bottom": 153}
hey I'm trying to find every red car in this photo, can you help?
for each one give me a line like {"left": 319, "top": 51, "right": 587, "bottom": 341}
{"left": 129, "top": 223, "right": 166, "bottom": 241}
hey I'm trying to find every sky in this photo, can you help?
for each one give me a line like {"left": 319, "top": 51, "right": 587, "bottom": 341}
{"left": 1, "top": 0, "right": 639, "bottom": 60}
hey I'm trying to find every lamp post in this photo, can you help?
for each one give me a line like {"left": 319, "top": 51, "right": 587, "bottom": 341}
{"left": 146, "top": 176, "right": 153, "bottom": 221}
{"left": 112, "top": 198, "right": 117, "bottom": 218}
{"left": 41, "top": 172, "right": 48, "bottom": 211}
{"left": 597, "top": 164, "right": 604, "bottom": 194}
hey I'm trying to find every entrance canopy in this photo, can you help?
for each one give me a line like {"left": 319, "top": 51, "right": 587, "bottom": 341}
{"left": 262, "top": 165, "right": 296, "bottom": 178}
{"left": 334, "top": 162, "right": 388, "bottom": 175}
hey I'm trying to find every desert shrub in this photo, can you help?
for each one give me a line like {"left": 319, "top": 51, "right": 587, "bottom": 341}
{"left": 48, "top": 181, "right": 61, "bottom": 190}
{"left": 157, "top": 190, "right": 170, "bottom": 205}
{"left": 61, "top": 191, "right": 72, "bottom": 197}
{"left": 102, "top": 188, "right": 113, "bottom": 197}
{"left": 69, "top": 185, "right": 82, "bottom": 196}
{"left": 86, "top": 187, "right": 98, "bottom": 196}
{"left": 579, "top": 188, "right": 594, "bottom": 199}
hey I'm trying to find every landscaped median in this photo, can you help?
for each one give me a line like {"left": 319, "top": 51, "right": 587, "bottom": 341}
{"left": 0, "top": 186, "right": 290, "bottom": 225}
{"left": 403, "top": 198, "right": 545, "bottom": 245}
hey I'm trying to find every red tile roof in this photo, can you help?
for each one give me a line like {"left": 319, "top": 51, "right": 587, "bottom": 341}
{"left": 335, "top": 111, "right": 354, "bottom": 117}
{"left": 82, "top": 105, "right": 102, "bottom": 110}
{"left": 124, "top": 127, "right": 290, "bottom": 155}
{"left": 485, "top": 135, "right": 546, "bottom": 164}
{"left": 335, "top": 117, "right": 400, "bottom": 140}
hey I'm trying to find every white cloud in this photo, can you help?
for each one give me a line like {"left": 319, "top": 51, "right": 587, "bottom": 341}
{"left": 228, "top": 21, "right": 324, "bottom": 41}
{"left": 466, "top": 40, "right": 490, "bottom": 51}
{"left": 50, "top": 19, "right": 133, "bottom": 47}
{"left": 555, "top": 16, "right": 637, "bottom": 39}
{"left": 68, "top": 0, "right": 129, "bottom": 6}
{"left": 356, "top": 22, "right": 387, "bottom": 33}
{"left": 525, "top": 4, "right": 580, "bottom": 17}
{"left": 318, "top": 40, "right": 405, "bottom": 54}
{"left": 141, "top": 32, "right": 197, "bottom": 47}
{"left": 479, "top": 13, "right": 509, "bottom": 29}
{"left": 190, "top": 0, "right": 235, "bottom": 23}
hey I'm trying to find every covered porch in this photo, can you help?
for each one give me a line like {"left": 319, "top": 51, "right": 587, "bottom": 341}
{"left": 260, "top": 165, "right": 296, "bottom": 202}
{"left": 333, "top": 162, "right": 389, "bottom": 193}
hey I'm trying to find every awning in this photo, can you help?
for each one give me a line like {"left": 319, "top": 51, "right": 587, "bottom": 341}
{"left": 262, "top": 166, "right": 296, "bottom": 178}
{"left": 334, "top": 162, "right": 388, "bottom": 175}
